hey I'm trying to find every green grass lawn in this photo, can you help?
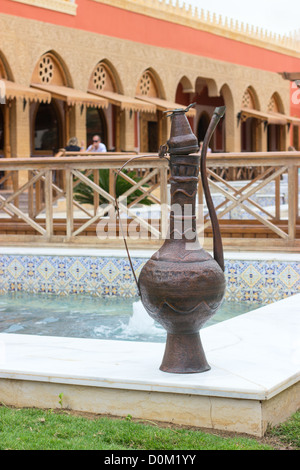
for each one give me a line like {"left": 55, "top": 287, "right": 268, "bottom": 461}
{"left": 0, "top": 405, "right": 299, "bottom": 451}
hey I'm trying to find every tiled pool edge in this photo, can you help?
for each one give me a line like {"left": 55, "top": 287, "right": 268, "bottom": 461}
{"left": 0, "top": 248, "right": 299, "bottom": 437}
{"left": 0, "top": 248, "right": 299, "bottom": 303}
{"left": 0, "top": 294, "right": 299, "bottom": 437}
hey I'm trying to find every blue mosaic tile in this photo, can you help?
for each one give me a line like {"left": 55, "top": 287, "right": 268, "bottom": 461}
{"left": 0, "top": 253, "right": 299, "bottom": 303}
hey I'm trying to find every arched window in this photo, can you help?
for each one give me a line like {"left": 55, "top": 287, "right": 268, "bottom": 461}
{"left": 241, "top": 89, "right": 260, "bottom": 152}
{"left": 136, "top": 69, "right": 162, "bottom": 153}
{"left": 33, "top": 102, "right": 61, "bottom": 154}
{"left": 194, "top": 81, "right": 225, "bottom": 152}
{"left": 86, "top": 107, "right": 107, "bottom": 149}
{"left": 31, "top": 52, "right": 68, "bottom": 154}
{"left": 267, "top": 94, "right": 285, "bottom": 151}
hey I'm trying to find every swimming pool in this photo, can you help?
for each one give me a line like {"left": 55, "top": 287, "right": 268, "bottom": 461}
{"left": 0, "top": 292, "right": 265, "bottom": 343}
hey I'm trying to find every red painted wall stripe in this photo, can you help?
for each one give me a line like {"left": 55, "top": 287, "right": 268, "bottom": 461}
{"left": 1, "top": 0, "right": 300, "bottom": 74}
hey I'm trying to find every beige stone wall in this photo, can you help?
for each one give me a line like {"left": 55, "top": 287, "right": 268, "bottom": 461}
{"left": 0, "top": 12, "right": 291, "bottom": 158}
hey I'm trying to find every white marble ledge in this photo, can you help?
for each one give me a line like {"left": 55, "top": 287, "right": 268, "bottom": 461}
{"left": 0, "top": 246, "right": 299, "bottom": 262}
{"left": 0, "top": 294, "right": 299, "bottom": 401}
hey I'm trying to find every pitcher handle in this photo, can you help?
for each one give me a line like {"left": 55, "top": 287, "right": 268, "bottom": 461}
{"left": 200, "top": 106, "right": 226, "bottom": 271}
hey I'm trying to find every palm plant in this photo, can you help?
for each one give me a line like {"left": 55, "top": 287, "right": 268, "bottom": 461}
{"left": 73, "top": 169, "right": 154, "bottom": 206}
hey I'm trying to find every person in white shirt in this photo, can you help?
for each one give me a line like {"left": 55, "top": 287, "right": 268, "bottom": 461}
{"left": 199, "top": 141, "right": 211, "bottom": 154}
{"left": 86, "top": 135, "right": 107, "bottom": 152}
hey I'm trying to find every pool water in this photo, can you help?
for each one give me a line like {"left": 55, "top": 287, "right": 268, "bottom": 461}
{"left": 0, "top": 292, "right": 264, "bottom": 343}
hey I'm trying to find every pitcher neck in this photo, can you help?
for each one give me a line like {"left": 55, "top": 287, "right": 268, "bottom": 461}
{"left": 168, "top": 154, "right": 200, "bottom": 242}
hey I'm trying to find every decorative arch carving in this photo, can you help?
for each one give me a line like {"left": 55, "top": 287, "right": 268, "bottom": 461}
{"left": 136, "top": 70, "right": 158, "bottom": 97}
{"left": 88, "top": 61, "right": 120, "bottom": 94}
{"left": 267, "top": 92, "right": 286, "bottom": 151}
{"left": 267, "top": 92, "right": 284, "bottom": 114}
{"left": 241, "top": 86, "right": 260, "bottom": 110}
{"left": 136, "top": 68, "right": 165, "bottom": 99}
{"left": 0, "top": 51, "right": 13, "bottom": 81}
{"left": 242, "top": 89, "right": 254, "bottom": 109}
{"left": 31, "top": 52, "right": 69, "bottom": 86}
{"left": 0, "top": 60, "right": 6, "bottom": 80}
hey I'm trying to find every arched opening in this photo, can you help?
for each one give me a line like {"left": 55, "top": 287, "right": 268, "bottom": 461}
{"left": 136, "top": 68, "right": 164, "bottom": 153}
{"left": 240, "top": 88, "right": 261, "bottom": 152}
{"left": 31, "top": 52, "right": 70, "bottom": 154}
{"left": 175, "top": 78, "right": 193, "bottom": 108}
{"left": 267, "top": 94, "right": 286, "bottom": 151}
{"left": 33, "top": 101, "right": 62, "bottom": 154}
{"left": 193, "top": 78, "right": 225, "bottom": 152}
{"left": 86, "top": 107, "right": 107, "bottom": 149}
{"left": 175, "top": 78, "right": 196, "bottom": 136}
{"left": 87, "top": 61, "right": 118, "bottom": 150}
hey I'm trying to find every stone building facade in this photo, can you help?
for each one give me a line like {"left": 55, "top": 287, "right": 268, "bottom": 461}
{"left": 0, "top": 0, "right": 300, "bottom": 161}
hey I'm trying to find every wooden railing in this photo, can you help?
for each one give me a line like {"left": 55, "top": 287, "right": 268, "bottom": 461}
{"left": 0, "top": 153, "right": 169, "bottom": 247}
{"left": 0, "top": 151, "right": 299, "bottom": 250}
{"left": 202, "top": 151, "right": 300, "bottom": 250}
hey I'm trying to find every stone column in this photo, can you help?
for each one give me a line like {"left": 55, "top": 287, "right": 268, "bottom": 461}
{"left": 12, "top": 98, "right": 31, "bottom": 185}
{"left": 72, "top": 105, "right": 86, "bottom": 149}
{"left": 121, "top": 108, "right": 135, "bottom": 151}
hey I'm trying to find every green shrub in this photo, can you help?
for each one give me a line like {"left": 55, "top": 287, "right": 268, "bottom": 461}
{"left": 73, "top": 169, "right": 153, "bottom": 206}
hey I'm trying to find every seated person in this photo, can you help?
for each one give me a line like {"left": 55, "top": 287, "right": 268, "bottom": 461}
{"left": 65, "top": 137, "right": 81, "bottom": 152}
{"left": 199, "top": 141, "right": 211, "bottom": 154}
{"left": 86, "top": 135, "right": 107, "bottom": 153}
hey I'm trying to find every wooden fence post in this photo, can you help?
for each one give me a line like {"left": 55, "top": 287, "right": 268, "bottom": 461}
{"left": 288, "top": 165, "right": 297, "bottom": 241}
{"left": 45, "top": 169, "right": 53, "bottom": 239}
{"left": 65, "top": 168, "right": 74, "bottom": 240}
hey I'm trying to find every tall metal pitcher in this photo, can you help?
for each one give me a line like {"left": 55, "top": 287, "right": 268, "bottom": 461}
{"left": 138, "top": 104, "right": 226, "bottom": 374}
